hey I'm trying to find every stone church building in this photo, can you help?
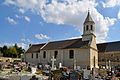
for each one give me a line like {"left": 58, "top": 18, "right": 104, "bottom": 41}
{"left": 24, "top": 11, "right": 120, "bottom": 70}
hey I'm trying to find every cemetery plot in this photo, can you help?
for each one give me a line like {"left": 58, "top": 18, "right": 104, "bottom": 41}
{"left": 69, "top": 71, "right": 81, "bottom": 80}
{"left": 52, "top": 70, "right": 62, "bottom": 80}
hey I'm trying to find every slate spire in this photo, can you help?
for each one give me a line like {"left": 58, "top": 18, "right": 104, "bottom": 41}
{"left": 84, "top": 10, "right": 95, "bottom": 24}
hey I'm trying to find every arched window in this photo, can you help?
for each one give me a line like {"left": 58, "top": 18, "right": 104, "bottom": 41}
{"left": 36, "top": 53, "right": 38, "bottom": 59}
{"left": 54, "top": 51, "right": 58, "bottom": 59}
{"left": 93, "top": 56, "right": 95, "bottom": 67}
{"left": 43, "top": 51, "right": 46, "bottom": 59}
{"left": 91, "top": 25, "right": 93, "bottom": 30}
{"left": 86, "top": 25, "right": 89, "bottom": 31}
{"left": 69, "top": 50, "right": 74, "bottom": 59}
{"left": 31, "top": 53, "right": 33, "bottom": 58}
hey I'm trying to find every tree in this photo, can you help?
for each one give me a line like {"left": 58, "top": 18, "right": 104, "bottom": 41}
{"left": 1, "top": 45, "right": 8, "bottom": 57}
{"left": 0, "top": 44, "right": 25, "bottom": 58}
{"left": 17, "top": 47, "right": 25, "bottom": 58}
{"left": 0, "top": 47, "right": 3, "bottom": 56}
{"left": 8, "top": 47, "right": 18, "bottom": 58}
{"left": 14, "top": 44, "right": 25, "bottom": 58}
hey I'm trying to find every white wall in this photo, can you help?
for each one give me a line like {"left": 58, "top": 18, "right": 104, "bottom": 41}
{"left": 25, "top": 48, "right": 91, "bottom": 69}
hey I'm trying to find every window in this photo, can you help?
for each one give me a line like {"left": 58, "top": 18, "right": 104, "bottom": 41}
{"left": 91, "top": 25, "right": 93, "bottom": 30}
{"left": 43, "top": 51, "right": 46, "bottom": 59}
{"left": 31, "top": 53, "right": 33, "bottom": 58}
{"left": 69, "top": 50, "right": 74, "bottom": 59}
{"left": 36, "top": 53, "right": 38, "bottom": 59}
{"left": 93, "top": 56, "right": 95, "bottom": 67}
{"left": 86, "top": 25, "right": 89, "bottom": 31}
{"left": 54, "top": 51, "right": 58, "bottom": 59}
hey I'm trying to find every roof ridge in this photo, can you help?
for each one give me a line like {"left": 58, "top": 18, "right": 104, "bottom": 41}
{"left": 48, "top": 38, "right": 82, "bottom": 43}
{"left": 40, "top": 42, "right": 49, "bottom": 50}
{"left": 97, "top": 41, "right": 120, "bottom": 45}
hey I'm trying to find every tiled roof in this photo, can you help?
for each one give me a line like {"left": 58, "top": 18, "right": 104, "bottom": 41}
{"left": 26, "top": 38, "right": 89, "bottom": 53}
{"left": 26, "top": 43, "right": 45, "bottom": 53}
{"left": 26, "top": 38, "right": 120, "bottom": 53}
{"left": 97, "top": 41, "right": 120, "bottom": 52}
{"left": 41, "top": 38, "right": 89, "bottom": 50}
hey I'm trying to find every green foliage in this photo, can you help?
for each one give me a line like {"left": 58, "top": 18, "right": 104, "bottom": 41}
{"left": 0, "top": 44, "right": 25, "bottom": 58}
{"left": 8, "top": 47, "right": 18, "bottom": 58}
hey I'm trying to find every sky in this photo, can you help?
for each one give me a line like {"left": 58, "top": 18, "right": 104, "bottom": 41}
{"left": 0, "top": 0, "right": 120, "bottom": 49}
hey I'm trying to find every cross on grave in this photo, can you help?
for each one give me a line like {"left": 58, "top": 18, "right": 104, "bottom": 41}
{"left": 74, "top": 59, "right": 77, "bottom": 70}
{"left": 51, "top": 56, "right": 56, "bottom": 70}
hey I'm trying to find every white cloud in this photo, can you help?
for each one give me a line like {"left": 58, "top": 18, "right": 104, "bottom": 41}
{"left": 21, "top": 38, "right": 26, "bottom": 42}
{"left": 24, "top": 16, "right": 30, "bottom": 22}
{"left": 35, "top": 34, "right": 49, "bottom": 40}
{"left": 4, "top": 0, "right": 117, "bottom": 43}
{"left": 21, "top": 38, "right": 35, "bottom": 44}
{"left": 39, "top": 21, "right": 44, "bottom": 26}
{"left": 40, "top": 0, "right": 116, "bottom": 43}
{"left": 102, "top": 0, "right": 120, "bottom": 8}
{"left": 4, "top": 0, "right": 16, "bottom": 5}
{"left": 15, "top": 14, "right": 21, "bottom": 18}
{"left": 0, "top": 43, "right": 14, "bottom": 47}
{"left": 19, "top": 8, "right": 25, "bottom": 14}
{"left": 17, "top": 43, "right": 28, "bottom": 50}
{"left": 6, "top": 17, "right": 17, "bottom": 25}
{"left": 118, "top": 10, "right": 120, "bottom": 19}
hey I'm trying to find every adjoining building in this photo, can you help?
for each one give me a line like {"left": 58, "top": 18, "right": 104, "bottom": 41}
{"left": 97, "top": 41, "right": 120, "bottom": 68}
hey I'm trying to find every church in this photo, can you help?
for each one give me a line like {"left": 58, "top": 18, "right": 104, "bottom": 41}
{"left": 24, "top": 11, "right": 98, "bottom": 70}
{"left": 24, "top": 11, "right": 120, "bottom": 70}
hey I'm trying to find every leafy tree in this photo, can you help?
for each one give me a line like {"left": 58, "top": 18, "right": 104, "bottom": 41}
{"left": 0, "top": 47, "right": 2, "bottom": 54}
{"left": 8, "top": 47, "right": 18, "bottom": 58}
{"left": 17, "top": 47, "right": 25, "bottom": 58}
{"left": 1, "top": 45, "right": 8, "bottom": 57}
{"left": 14, "top": 44, "right": 25, "bottom": 58}
{"left": 0, "top": 44, "right": 25, "bottom": 58}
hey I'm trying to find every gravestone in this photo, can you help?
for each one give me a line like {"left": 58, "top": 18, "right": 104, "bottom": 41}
{"left": 83, "top": 69, "right": 90, "bottom": 80}
{"left": 77, "top": 66, "right": 81, "bottom": 71}
{"left": 51, "top": 56, "right": 56, "bottom": 71}
{"left": 74, "top": 59, "right": 77, "bottom": 70}
{"left": 92, "top": 67, "right": 99, "bottom": 79}
{"left": 69, "top": 71, "right": 80, "bottom": 80}
{"left": 31, "top": 67, "right": 37, "bottom": 74}
{"left": 59, "top": 63, "right": 62, "bottom": 68}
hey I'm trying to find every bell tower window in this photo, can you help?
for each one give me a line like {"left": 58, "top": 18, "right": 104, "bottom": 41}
{"left": 86, "top": 25, "right": 89, "bottom": 31}
{"left": 91, "top": 25, "right": 93, "bottom": 30}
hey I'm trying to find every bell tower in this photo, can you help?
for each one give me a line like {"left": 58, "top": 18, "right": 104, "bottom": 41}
{"left": 82, "top": 11, "right": 99, "bottom": 69}
{"left": 82, "top": 11, "right": 96, "bottom": 41}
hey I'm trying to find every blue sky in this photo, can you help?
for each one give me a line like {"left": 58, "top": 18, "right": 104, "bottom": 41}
{"left": 0, "top": 0, "right": 120, "bottom": 49}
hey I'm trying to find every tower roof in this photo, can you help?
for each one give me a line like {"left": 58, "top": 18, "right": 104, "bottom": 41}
{"left": 84, "top": 11, "right": 95, "bottom": 24}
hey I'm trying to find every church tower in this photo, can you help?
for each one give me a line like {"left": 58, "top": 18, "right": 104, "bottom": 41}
{"left": 82, "top": 11, "right": 96, "bottom": 41}
{"left": 82, "top": 11, "right": 99, "bottom": 69}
